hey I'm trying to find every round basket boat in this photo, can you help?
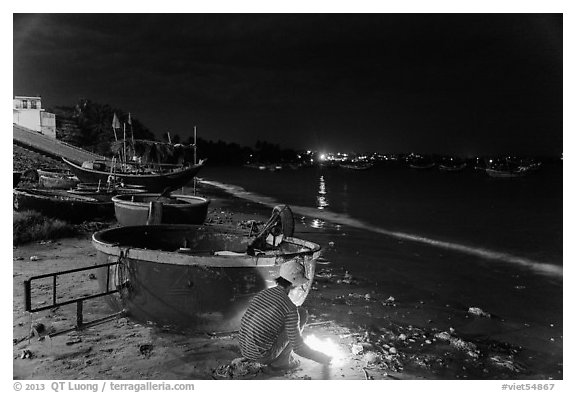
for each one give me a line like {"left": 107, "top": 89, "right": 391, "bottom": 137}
{"left": 92, "top": 225, "right": 321, "bottom": 332}
{"left": 112, "top": 193, "right": 209, "bottom": 226}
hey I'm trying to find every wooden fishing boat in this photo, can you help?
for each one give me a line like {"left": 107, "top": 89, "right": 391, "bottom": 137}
{"left": 92, "top": 224, "right": 321, "bottom": 331}
{"left": 438, "top": 163, "right": 467, "bottom": 172}
{"left": 485, "top": 168, "right": 527, "bottom": 178}
{"left": 36, "top": 167, "right": 79, "bottom": 189}
{"left": 37, "top": 168, "right": 73, "bottom": 177}
{"left": 13, "top": 188, "right": 114, "bottom": 223}
{"left": 68, "top": 183, "right": 148, "bottom": 202}
{"left": 39, "top": 175, "right": 79, "bottom": 189}
{"left": 77, "top": 183, "right": 147, "bottom": 192}
{"left": 112, "top": 193, "right": 210, "bottom": 225}
{"left": 62, "top": 157, "right": 205, "bottom": 192}
{"left": 409, "top": 161, "right": 436, "bottom": 169}
{"left": 339, "top": 162, "right": 374, "bottom": 170}
{"left": 407, "top": 154, "right": 436, "bottom": 169}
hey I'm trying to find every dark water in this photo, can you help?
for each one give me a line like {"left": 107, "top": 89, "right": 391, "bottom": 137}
{"left": 197, "top": 163, "right": 563, "bottom": 378}
{"left": 200, "top": 163, "right": 563, "bottom": 271}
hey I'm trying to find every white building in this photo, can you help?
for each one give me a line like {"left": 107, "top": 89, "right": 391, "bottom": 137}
{"left": 13, "top": 96, "right": 56, "bottom": 138}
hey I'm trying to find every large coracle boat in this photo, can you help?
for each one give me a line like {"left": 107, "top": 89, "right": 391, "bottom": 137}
{"left": 91, "top": 207, "right": 320, "bottom": 332}
{"left": 112, "top": 193, "right": 210, "bottom": 225}
{"left": 62, "top": 157, "right": 205, "bottom": 193}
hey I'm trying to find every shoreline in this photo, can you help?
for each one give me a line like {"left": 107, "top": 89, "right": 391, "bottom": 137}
{"left": 12, "top": 180, "right": 562, "bottom": 380}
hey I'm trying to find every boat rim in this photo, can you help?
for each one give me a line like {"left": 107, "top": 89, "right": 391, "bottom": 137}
{"left": 111, "top": 193, "right": 210, "bottom": 206}
{"left": 13, "top": 188, "right": 106, "bottom": 203}
{"left": 62, "top": 157, "right": 205, "bottom": 179}
{"left": 91, "top": 224, "right": 321, "bottom": 268}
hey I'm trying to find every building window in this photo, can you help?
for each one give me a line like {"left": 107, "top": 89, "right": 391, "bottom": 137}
{"left": 22, "top": 100, "right": 28, "bottom": 109}
{"left": 31, "top": 100, "right": 37, "bottom": 109}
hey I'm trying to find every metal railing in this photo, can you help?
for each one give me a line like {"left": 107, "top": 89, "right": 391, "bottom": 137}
{"left": 23, "top": 261, "right": 122, "bottom": 337}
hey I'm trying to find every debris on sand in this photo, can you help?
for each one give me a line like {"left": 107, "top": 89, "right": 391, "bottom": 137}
{"left": 433, "top": 331, "right": 478, "bottom": 356}
{"left": 489, "top": 355, "right": 527, "bottom": 373}
{"left": 30, "top": 255, "right": 40, "bottom": 261}
{"left": 20, "top": 349, "right": 33, "bottom": 359}
{"left": 213, "top": 357, "right": 264, "bottom": 379}
{"left": 66, "top": 334, "right": 82, "bottom": 346}
{"left": 30, "top": 322, "right": 45, "bottom": 338}
{"left": 139, "top": 344, "right": 153, "bottom": 357}
{"left": 468, "top": 307, "right": 491, "bottom": 318}
{"left": 351, "top": 343, "right": 364, "bottom": 355}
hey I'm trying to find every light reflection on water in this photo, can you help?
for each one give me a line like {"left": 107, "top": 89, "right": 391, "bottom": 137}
{"left": 310, "top": 218, "right": 325, "bottom": 229}
{"left": 317, "top": 175, "right": 329, "bottom": 210}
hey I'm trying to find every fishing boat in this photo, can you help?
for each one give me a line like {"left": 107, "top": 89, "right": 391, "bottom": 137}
{"left": 407, "top": 154, "right": 436, "bottom": 169}
{"left": 112, "top": 193, "right": 210, "bottom": 226}
{"left": 485, "top": 168, "right": 527, "bottom": 178}
{"left": 62, "top": 157, "right": 205, "bottom": 192}
{"left": 438, "top": 163, "right": 467, "bottom": 171}
{"left": 36, "top": 167, "right": 80, "bottom": 189}
{"left": 76, "top": 183, "right": 147, "bottom": 192}
{"left": 438, "top": 157, "right": 467, "bottom": 172}
{"left": 39, "top": 175, "right": 79, "bottom": 189}
{"left": 37, "top": 168, "right": 73, "bottom": 178}
{"left": 13, "top": 188, "right": 114, "bottom": 223}
{"left": 91, "top": 220, "right": 320, "bottom": 331}
{"left": 67, "top": 186, "right": 147, "bottom": 202}
{"left": 339, "top": 161, "right": 374, "bottom": 170}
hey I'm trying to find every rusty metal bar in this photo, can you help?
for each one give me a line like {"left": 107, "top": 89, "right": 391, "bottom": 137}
{"left": 27, "top": 289, "right": 119, "bottom": 313}
{"left": 26, "top": 262, "right": 119, "bottom": 281}
{"left": 24, "top": 280, "right": 31, "bottom": 312}
{"left": 106, "top": 264, "right": 110, "bottom": 292}
{"left": 52, "top": 275, "right": 57, "bottom": 306}
{"left": 23, "top": 261, "right": 124, "bottom": 337}
{"left": 76, "top": 301, "right": 83, "bottom": 328}
{"left": 25, "top": 261, "right": 120, "bottom": 313}
{"left": 48, "top": 311, "right": 125, "bottom": 338}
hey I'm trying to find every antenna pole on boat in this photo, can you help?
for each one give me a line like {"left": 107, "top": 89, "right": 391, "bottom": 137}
{"left": 194, "top": 126, "right": 197, "bottom": 165}
{"left": 193, "top": 126, "right": 197, "bottom": 196}
{"left": 123, "top": 123, "right": 127, "bottom": 171}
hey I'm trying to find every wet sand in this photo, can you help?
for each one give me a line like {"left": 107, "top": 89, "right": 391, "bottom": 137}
{"left": 12, "top": 182, "right": 562, "bottom": 380}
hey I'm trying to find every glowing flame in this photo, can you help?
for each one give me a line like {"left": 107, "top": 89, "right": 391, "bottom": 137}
{"left": 304, "top": 334, "right": 347, "bottom": 366}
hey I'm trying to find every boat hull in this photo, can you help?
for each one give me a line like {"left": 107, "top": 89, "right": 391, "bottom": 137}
{"left": 92, "top": 225, "right": 321, "bottom": 331}
{"left": 13, "top": 188, "right": 114, "bottom": 223}
{"left": 13, "top": 172, "right": 22, "bottom": 188}
{"left": 485, "top": 168, "right": 525, "bottom": 178}
{"left": 39, "top": 175, "right": 79, "bottom": 189}
{"left": 112, "top": 193, "right": 210, "bottom": 225}
{"left": 62, "top": 158, "right": 204, "bottom": 192}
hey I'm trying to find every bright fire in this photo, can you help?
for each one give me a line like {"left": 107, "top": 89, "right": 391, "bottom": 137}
{"left": 304, "top": 334, "right": 347, "bottom": 366}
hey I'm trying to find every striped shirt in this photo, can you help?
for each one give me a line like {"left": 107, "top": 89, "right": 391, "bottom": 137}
{"left": 239, "top": 285, "right": 305, "bottom": 360}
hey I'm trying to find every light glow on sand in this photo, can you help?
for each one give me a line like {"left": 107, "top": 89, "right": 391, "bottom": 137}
{"left": 304, "top": 334, "right": 347, "bottom": 366}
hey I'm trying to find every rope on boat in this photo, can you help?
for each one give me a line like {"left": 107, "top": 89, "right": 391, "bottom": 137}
{"left": 116, "top": 248, "right": 133, "bottom": 300}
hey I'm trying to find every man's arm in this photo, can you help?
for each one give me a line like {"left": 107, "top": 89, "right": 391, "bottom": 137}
{"left": 286, "top": 309, "right": 331, "bottom": 364}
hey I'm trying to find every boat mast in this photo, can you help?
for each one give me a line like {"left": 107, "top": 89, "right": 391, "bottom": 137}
{"left": 194, "top": 126, "right": 197, "bottom": 165}
{"left": 123, "top": 123, "right": 127, "bottom": 170}
{"left": 193, "top": 126, "right": 197, "bottom": 195}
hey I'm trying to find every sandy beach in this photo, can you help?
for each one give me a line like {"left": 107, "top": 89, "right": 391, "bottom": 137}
{"left": 12, "top": 180, "right": 562, "bottom": 381}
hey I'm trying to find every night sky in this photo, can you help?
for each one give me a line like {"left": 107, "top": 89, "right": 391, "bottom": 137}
{"left": 13, "top": 13, "right": 562, "bottom": 156}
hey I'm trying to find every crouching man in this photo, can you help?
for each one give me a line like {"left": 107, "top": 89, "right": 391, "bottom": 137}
{"left": 239, "top": 260, "right": 331, "bottom": 371}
